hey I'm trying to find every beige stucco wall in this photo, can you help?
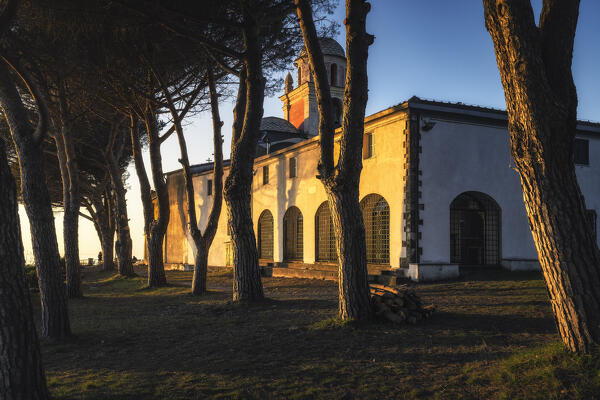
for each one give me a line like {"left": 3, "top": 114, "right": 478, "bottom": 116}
{"left": 163, "top": 109, "right": 408, "bottom": 269}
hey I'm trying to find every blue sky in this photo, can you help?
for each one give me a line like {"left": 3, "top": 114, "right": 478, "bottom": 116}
{"left": 19, "top": 1, "right": 600, "bottom": 261}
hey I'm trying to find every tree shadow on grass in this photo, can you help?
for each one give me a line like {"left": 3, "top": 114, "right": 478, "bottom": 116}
{"left": 429, "top": 311, "right": 554, "bottom": 334}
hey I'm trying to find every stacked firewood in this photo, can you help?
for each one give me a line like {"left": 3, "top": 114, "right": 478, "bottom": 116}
{"left": 370, "top": 284, "right": 435, "bottom": 324}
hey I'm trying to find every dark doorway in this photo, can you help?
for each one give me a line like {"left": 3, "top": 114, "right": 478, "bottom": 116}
{"left": 450, "top": 192, "right": 500, "bottom": 265}
{"left": 283, "top": 206, "right": 303, "bottom": 261}
{"left": 258, "top": 210, "right": 274, "bottom": 260}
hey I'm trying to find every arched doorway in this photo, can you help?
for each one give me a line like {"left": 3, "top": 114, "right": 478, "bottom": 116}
{"left": 360, "top": 194, "right": 390, "bottom": 264}
{"left": 450, "top": 192, "right": 500, "bottom": 265}
{"left": 315, "top": 201, "right": 336, "bottom": 262}
{"left": 283, "top": 206, "right": 303, "bottom": 261}
{"left": 257, "top": 210, "right": 274, "bottom": 260}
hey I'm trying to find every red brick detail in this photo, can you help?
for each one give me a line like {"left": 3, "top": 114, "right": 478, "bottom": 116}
{"left": 289, "top": 98, "right": 304, "bottom": 129}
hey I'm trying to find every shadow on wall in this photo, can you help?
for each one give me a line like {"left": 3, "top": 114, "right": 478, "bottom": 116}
{"left": 278, "top": 154, "right": 300, "bottom": 262}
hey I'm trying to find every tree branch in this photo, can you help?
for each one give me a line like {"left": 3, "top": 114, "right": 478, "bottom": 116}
{"left": 1, "top": 55, "right": 50, "bottom": 146}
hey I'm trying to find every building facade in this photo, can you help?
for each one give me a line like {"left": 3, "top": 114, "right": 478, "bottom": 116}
{"left": 158, "top": 39, "right": 600, "bottom": 280}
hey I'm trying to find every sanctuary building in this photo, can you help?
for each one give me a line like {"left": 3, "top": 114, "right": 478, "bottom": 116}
{"left": 157, "top": 38, "right": 600, "bottom": 281}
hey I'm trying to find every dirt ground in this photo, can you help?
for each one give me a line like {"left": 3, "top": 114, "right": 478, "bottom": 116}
{"left": 35, "top": 266, "right": 599, "bottom": 399}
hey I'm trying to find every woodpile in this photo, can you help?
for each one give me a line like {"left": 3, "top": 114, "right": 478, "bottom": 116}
{"left": 370, "top": 284, "right": 435, "bottom": 324}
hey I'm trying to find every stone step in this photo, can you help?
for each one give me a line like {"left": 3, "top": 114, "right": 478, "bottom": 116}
{"left": 261, "top": 265, "right": 403, "bottom": 285}
{"left": 282, "top": 262, "right": 394, "bottom": 274}
{"left": 270, "top": 267, "right": 338, "bottom": 281}
{"left": 285, "top": 262, "right": 338, "bottom": 272}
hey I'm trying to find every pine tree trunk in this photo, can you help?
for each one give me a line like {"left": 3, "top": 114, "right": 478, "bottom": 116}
{"left": 55, "top": 129, "right": 83, "bottom": 298}
{"left": 91, "top": 192, "right": 115, "bottom": 272}
{"left": 130, "top": 109, "right": 168, "bottom": 288}
{"left": 191, "top": 241, "right": 208, "bottom": 295}
{"left": 147, "top": 230, "right": 167, "bottom": 287}
{"left": 327, "top": 189, "right": 372, "bottom": 319}
{"left": 64, "top": 127, "right": 82, "bottom": 297}
{"left": 483, "top": 0, "right": 600, "bottom": 353}
{"left": 63, "top": 198, "right": 82, "bottom": 297}
{"left": 295, "top": 0, "right": 374, "bottom": 320}
{"left": 143, "top": 108, "right": 168, "bottom": 288}
{"left": 163, "top": 67, "right": 224, "bottom": 297}
{"left": 101, "top": 226, "right": 115, "bottom": 272}
{"left": 0, "top": 61, "right": 71, "bottom": 339}
{"left": 520, "top": 153, "right": 600, "bottom": 352}
{"left": 227, "top": 194, "right": 264, "bottom": 301}
{"left": 0, "top": 138, "right": 49, "bottom": 400}
{"left": 116, "top": 213, "right": 134, "bottom": 277}
{"left": 224, "top": 13, "right": 265, "bottom": 302}
{"left": 108, "top": 153, "right": 134, "bottom": 277}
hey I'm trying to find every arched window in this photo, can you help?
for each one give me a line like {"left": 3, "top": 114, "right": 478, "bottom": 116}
{"left": 450, "top": 191, "right": 501, "bottom": 265}
{"left": 315, "top": 201, "right": 336, "bottom": 262}
{"left": 360, "top": 194, "right": 390, "bottom": 264}
{"left": 330, "top": 63, "right": 338, "bottom": 86}
{"left": 257, "top": 210, "right": 274, "bottom": 260}
{"left": 283, "top": 206, "right": 303, "bottom": 261}
{"left": 297, "top": 66, "right": 302, "bottom": 86}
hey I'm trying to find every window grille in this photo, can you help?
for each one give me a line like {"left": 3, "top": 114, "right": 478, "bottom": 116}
{"left": 289, "top": 157, "right": 297, "bottom": 178}
{"left": 283, "top": 207, "right": 303, "bottom": 261}
{"left": 574, "top": 138, "right": 589, "bottom": 165}
{"left": 450, "top": 192, "right": 500, "bottom": 265}
{"left": 315, "top": 201, "right": 336, "bottom": 261}
{"left": 207, "top": 179, "right": 213, "bottom": 196}
{"left": 263, "top": 165, "right": 269, "bottom": 185}
{"left": 360, "top": 194, "right": 390, "bottom": 264}
{"left": 257, "top": 210, "right": 273, "bottom": 260}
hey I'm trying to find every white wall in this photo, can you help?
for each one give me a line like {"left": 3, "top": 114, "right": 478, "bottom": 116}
{"left": 576, "top": 133, "right": 600, "bottom": 239}
{"left": 420, "top": 118, "right": 600, "bottom": 264}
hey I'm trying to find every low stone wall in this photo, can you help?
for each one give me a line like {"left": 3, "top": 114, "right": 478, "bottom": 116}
{"left": 407, "top": 263, "right": 459, "bottom": 282}
{"left": 501, "top": 258, "right": 540, "bottom": 271}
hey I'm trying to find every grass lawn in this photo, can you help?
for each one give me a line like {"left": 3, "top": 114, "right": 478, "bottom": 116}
{"left": 34, "top": 267, "right": 600, "bottom": 399}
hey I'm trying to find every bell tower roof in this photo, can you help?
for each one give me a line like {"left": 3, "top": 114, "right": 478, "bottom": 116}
{"left": 281, "top": 37, "right": 346, "bottom": 136}
{"left": 299, "top": 37, "right": 345, "bottom": 59}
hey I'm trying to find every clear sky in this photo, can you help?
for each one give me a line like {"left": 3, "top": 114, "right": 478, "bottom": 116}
{"left": 18, "top": 0, "right": 600, "bottom": 263}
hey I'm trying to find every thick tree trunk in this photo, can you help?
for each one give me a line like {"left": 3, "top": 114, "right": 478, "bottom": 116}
{"left": 147, "top": 229, "right": 166, "bottom": 286}
{"left": 483, "top": 0, "right": 600, "bottom": 353}
{"left": 131, "top": 110, "right": 168, "bottom": 287}
{"left": 227, "top": 194, "right": 264, "bottom": 301}
{"left": 224, "top": 12, "right": 265, "bottom": 302}
{"left": 115, "top": 196, "right": 134, "bottom": 277}
{"left": 0, "top": 61, "right": 70, "bottom": 339}
{"left": 0, "top": 138, "right": 49, "bottom": 400}
{"left": 327, "top": 189, "right": 371, "bottom": 319}
{"left": 191, "top": 242, "right": 209, "bottom": 295}
{"left": 101, "top": 226, "right": 115, "bottom": 272}
{"left": 295, "top": 0, "right": 374, "bottom": 320}
{"left": 55, "top": 128, "right": 83, "bottom": 298}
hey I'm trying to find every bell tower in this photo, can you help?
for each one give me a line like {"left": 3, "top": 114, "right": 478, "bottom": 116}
{"left": 280, "top": 38, "right": 346, "bottom": 136}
